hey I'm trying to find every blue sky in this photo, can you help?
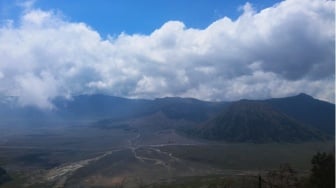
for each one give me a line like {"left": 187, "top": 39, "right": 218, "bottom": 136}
{"left": 0, "top": 0, "right": 334, "bottom": 108}
{"left": 1, "top": 0, "right": 281, "bottom": 36}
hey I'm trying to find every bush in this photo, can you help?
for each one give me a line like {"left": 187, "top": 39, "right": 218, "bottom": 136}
{"left": 310, "top": 152, "right": 335, "bottom": 188}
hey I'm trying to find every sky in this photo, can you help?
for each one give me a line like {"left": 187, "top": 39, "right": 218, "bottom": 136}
{"left": 0, "top": 0, "right": 334, "bottom": 109}
{"left": 1, "top": 0, "right": 281, "bottom": 36}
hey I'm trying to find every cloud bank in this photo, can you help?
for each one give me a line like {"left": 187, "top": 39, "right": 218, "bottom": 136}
{"left": 0, "top": 0, "right": 334, "bottom": 109}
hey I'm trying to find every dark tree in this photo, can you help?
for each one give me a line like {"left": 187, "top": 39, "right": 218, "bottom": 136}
{"left": 310, "top": 152, "right": 335, "bottom": 188}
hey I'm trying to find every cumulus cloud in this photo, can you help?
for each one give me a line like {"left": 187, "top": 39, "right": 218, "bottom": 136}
{"left": 0, "top": 0, "right": 334, "bottom": 109}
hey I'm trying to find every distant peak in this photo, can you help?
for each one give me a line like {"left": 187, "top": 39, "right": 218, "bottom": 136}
{"left": 296, "top": 93, "right": 313, "bottom": 98}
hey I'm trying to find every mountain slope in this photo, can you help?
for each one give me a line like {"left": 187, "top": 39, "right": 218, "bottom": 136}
{"left": 55, "top": 95, "right": 227, "bottom": 122}
{"left": 53, "top": 95, "right": 156, "bottom": 121}
{"left": 0, "top": 95, "right": 227, "bottom": 123}
{"left": 186, "top": 100, "right": 328, "bottom": 143}
{"left": 0, "top": 93, "right": 334, "bottom": 144}
{"left": 153, "top": 97, "right": 227, "bottom": 122}
{"left": 265, "top": 93, "right": 335, "bottom": 135}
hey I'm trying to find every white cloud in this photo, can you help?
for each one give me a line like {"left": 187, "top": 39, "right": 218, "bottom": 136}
{"left": 14, "top": 72, "right": 59, "bottom": 109}
{"left": 0, "top": 0, "right": 334, "bottom": 109}
{"left": 17, "top": 0, "right": 36, "bottom": 11}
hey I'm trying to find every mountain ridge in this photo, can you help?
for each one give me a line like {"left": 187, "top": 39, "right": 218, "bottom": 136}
{"left": 0, "top": 93, "right": 334, "bottom": 143}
